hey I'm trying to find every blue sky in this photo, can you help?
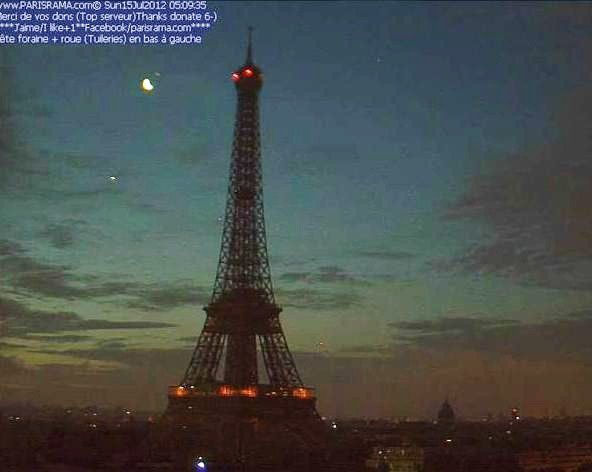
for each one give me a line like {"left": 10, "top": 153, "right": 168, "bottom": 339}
{"left": 1, "top": 2, "right": 592, "bottom": 418}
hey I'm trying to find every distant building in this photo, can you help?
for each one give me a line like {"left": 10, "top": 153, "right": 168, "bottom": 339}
{"left": 437, "top": 400, "right": 455, "bottom": 427}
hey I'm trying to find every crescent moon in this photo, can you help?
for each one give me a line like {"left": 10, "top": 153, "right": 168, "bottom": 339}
{"left": 141, "top": 78, "right": 154, "bottom": 92}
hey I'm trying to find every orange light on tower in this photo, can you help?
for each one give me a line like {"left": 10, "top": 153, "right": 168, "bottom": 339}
{"left": 292, "top": 387, "right": 311, "bottom": 399}
{"left": 175, "top": 386, "right": 188, "bottom": 397}
{"left": 219, "top": 385, "right": 234, "bottom": 396}
{"left": 242, "top": 68, "right": 254, "bottom": 78}
{"left": 239, "top": 386, "right": 258, "bottom": 397}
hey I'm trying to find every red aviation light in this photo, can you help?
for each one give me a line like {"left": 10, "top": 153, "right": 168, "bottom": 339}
{"left": 231, "top": 72, "right": 240, "bottom": 82}
{"left": 242, "top": 68, "right": 254, "bottom": 78}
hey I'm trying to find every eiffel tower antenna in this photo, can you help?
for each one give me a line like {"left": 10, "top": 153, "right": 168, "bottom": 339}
{"left": 246, "top": 26, "right": 254, "bottom": 64}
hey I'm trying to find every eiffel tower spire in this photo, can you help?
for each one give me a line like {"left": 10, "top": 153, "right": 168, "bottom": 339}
{"left": 246, "top": 26, "right": 254, "bottom": 64}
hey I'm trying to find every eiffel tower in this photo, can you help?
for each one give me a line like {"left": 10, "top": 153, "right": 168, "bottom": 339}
{"left": 164, "top": 30, "right": 326, "bottom": 470}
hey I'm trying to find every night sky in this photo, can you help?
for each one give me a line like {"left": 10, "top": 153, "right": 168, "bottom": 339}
{"left": 1, "top": 2, "right": 592, "bottom": 419}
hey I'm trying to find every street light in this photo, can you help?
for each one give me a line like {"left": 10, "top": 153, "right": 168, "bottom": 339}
{"left": 193, "top": 456, "right": 207, "bottom": 471}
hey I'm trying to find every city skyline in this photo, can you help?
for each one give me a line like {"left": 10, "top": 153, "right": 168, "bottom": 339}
{"left": 1, "top": 2, "right": 592, "bottom": 418}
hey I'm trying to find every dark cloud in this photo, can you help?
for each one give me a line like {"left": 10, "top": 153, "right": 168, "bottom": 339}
{"left": 0, "top": 341, "right": 28, "bottom": 349}
{"left": 94, "top": 339, "right": 127, "bottom": 350}
{"left": 3, "top": 256, "right": 110, "bottom": 301}
{"left": 277, "top": 287, "right": 362, "bottom": 311}
{"left": 0, "top": 252, "right": 69, "bottom": 274}
{"left": 11, "top": 267, "right": 84, "bottom": 299}
{"left": 268, "top": 254, "right": 318, "bottom": 268}
{"left": 131, "top": 201, "right": 168, "bottom": 214}
{"left": 357, "top": 250, "right": 416, "bottom": 260}
{"left": 390, "top": 317, "right": 519, "bottom": 333}
{"left": 80, "top": 319, "right": 175, "bottom": 330}
{"left": 279, "top": 272, "right": 311, "bottom": 283}
{"left": 0, "top": 239, "right": 25, "bottom": 256}
{"left": 6, "top": 262, "right": 207, "bottom": 308}
{"left": 278, "top": 265, "right": 367, "bottom": 285}
{"left": 39, "top": 220, "right": 86, "bottom": 249}
{"left": 0, "top": 251, "right": 84, "bottom": 299}
{"left": 125, "top": 283, "right": 210, "bottom": 311}
{"left": 390, "top": 313, "right": 592, "bottom": 363}
{"left": 337, "top": 344, "right": 390, "bottom": 355}
{"left": 19, "top": 334, "right": 91, "bottom": 343}
{"left": 41, "top": 346, "right": 189, "bottom": 367}
{"left": 0, "top": 296, "right": 175, "bottom": 337}
{"left": 316, "top": 265, "right": 355, "bottom": 283}
{"left": 443, "top": 85, "right": 592, "bottom": 290}
{"left": 0, "top": 240, "right": 209, "bottom": 310}
{"left": 36, "top": 186, "right": 121, "bottom": 201}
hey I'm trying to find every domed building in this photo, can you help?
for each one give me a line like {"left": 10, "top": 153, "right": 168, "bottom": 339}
{"left": 437, "top": 399, "right": 455, "bottom": 427}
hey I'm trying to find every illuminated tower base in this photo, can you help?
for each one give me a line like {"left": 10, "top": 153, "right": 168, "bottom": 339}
{"left": 165, "top": 386, "right": 324, "bottom": 470}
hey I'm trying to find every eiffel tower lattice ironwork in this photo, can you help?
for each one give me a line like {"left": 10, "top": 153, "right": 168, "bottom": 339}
{"left": 181, "top": 29, "right": 304, "bottom": 391}
{"left": 166, "top": 32, "right": 321, "bottom": 441}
